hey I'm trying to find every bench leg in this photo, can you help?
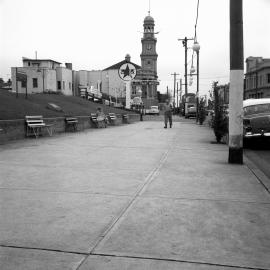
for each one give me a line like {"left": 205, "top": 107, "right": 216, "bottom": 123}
{"left": 46, "top": 126, "right": 53, "bottom": 136}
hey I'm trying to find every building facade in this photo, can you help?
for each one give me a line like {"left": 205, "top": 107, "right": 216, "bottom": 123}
{"left": 244, "top": 56, "right": 270, "bottom": 99}
{"left": 102, "top": 54, "right": 141, "bottom": 102}
{"left": 11, "top": 58, "right": 73, "bottom": 95}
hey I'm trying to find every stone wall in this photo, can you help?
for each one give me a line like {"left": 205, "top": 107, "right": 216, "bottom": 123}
{"left": 0, "top": 114, "right": 140, "bottom": 144}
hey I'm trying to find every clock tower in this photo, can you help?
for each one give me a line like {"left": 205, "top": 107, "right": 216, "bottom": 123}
{"left": 140, "top": 12, "right": 158, "bottom": 78}
{"left": 132, "top": 11, "right": 159, "bottom": 107}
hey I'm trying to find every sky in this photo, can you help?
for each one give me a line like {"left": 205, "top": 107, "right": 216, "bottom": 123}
{"left": 1, "top": 0, "right": 270, "bottom": 96}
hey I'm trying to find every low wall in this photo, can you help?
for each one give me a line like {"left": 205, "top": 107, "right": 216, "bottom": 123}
{"left": 0, "top": 113, "right": 140, "bottom": 144}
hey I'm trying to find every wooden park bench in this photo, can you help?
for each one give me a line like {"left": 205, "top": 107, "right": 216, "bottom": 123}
{"left": 90, "top": 113, "right": 98, "bottom": 128}
{"left": 65, "top": 117, "right": 78, "bottom": 132}
{"left": 122, "top": 114, "right": 129, "bottom": 124}
{"left": 25, "top": 115, "right": 54, "bottom": 138}
{"left": 107, "top": 113, "right": 117, "bottom": 125}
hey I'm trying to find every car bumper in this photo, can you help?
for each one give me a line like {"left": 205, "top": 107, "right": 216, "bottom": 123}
{"left": 244, "top": 132, "right": 270, "bottom": 138}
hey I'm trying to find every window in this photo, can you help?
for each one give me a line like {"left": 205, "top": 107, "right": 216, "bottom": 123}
{"left": 21, "top": 80, "right": 26, "bottom": 88}
{"left": 63, "top": 81, "right": 65, "bottom": 90}
{"left": 28, "top": 62, "right": 31, "bottom": 66}
{"left": 57, "top": 81, "right": 61, "bottom": 90}
{"left": 69, "top": 82, "right": 71, "bottom": 90}
{"left": 147, "top": 60, "right": 151, "bottom": 65}
{"left": 267, "top": 74, "right": 270, "bottom": 84}
{"left": 32, "top": 78, "right": 38, "bottom": 88}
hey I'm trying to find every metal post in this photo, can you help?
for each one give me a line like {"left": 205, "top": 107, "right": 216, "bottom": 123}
{"left": 25, "top": 80, "right": 28, "bottom": 99}
{"left": 176, "top": 82, "right": 179, "bottom": 109}
{"left": 184, "top": 37, "right": 188, "bottom": 97}
{"left": 171, "top": 72, "right": 179, "bottom": 111}
{"left": 178, "top": 37, "right": 194, "bottom": 115}
{"left": 196, "top": 50, "right": 199, "bottom": 123}
{"left": 15, "top": 67, "right": 18, "bottom": 98}
{"left": 228, "top": 0, "right": 244, "bottom": 164}
{"left": 42, "top": 69, "right": 45, "bottom": 93}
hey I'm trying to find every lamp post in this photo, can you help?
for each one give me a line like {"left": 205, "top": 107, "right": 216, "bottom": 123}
{"left": 192, "top": 41, "right": 200, "bottom": 123}
{"left": 137, "top": 88, "right": 143, "bottom": 121}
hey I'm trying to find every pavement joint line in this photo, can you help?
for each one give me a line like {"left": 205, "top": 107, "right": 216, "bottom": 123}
{"left": 74, "top": 134, "right": 178, "bottom": 270}
{"left": 0, "top": 161, "right": 153, "bottom": 171}
{"left": 0, "top": 187, "right": 134, "bottom": 197}
{"left": 140, "top": 194, "right": 270, "bottom": 204}
{"left": 90, "top": 252, "right": 269, "bottom": 270}
{"left": 244, "top": 155, "right": 270, "bottom": 195}
{"left": 0, "top": 244, "right": 89, "bottom": 256}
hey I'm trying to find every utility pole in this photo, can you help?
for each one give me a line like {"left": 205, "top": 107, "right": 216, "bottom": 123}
{"left": 178, "top": 37, "right": 193, "bottom": 97}
{"left": 171, "top": 72, "right": 179, "bottom": 110}
{"left": 176, "top": 81, "right": 179, "bottom": 108}
{"left": 229, "top": 0, "right": 244, "bottom": 164}
{"left": 178, "top": 37, "right": 193, "bottom": 115}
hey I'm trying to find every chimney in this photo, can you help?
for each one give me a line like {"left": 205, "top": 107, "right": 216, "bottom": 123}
{"left": 65, "top": 63, "right": 73, "bottom": 70}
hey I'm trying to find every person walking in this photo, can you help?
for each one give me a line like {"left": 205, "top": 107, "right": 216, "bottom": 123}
{"left": 164, "top": 99, "right": 173, "bottom": 128}
{"left": 96, "top": 107, "right": 107, "bottom": 128}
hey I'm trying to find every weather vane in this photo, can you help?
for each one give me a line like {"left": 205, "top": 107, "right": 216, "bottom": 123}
{"left": 148, "top": 0, "right": 151, "bottom": 15}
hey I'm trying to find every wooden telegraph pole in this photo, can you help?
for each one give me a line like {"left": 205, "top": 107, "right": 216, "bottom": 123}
{"left": 229, "top": 0, "right": 244, "bottom": 164}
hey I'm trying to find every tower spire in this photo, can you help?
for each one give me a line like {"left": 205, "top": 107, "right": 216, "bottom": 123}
{"left": 148, "top": 0, "right": 151, "bottom": 15}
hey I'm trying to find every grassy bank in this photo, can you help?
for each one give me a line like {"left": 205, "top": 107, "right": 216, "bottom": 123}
{"left": 0, "top": 91, "right": 132, "bottom": 120}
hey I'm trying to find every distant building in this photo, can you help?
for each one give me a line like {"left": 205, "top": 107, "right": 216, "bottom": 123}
{"left": 11, "top": 58, "right": 73, "bottom": 95}
{"left": 244, "top": 56, "right": 270, "bottom": 99}
{"left": 102, "top": 54, "right": 141, "bottom": 101}
{"left": 74, "top": 70, "right": 103, "bottom": 96}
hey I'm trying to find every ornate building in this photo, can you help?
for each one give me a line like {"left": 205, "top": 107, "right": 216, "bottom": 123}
{"left": 133, "top": 12, "right": 159, "bottom": 108}
{"left": 244, "top": 56, "right": 270, "bottom": 99}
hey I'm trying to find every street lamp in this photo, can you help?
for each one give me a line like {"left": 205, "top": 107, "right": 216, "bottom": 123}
{"left": 192, "top": 41, "right": 200, "bottom": 123}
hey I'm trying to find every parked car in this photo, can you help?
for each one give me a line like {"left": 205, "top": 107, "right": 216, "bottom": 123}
{"left": 185, "top": 104, "right": 196, "bottom": 118}
{"left": 148, "top": 106, "right": 160, "bottom": 115}
{"left": 243, "top": 98, "right": 270, "bottom": 141}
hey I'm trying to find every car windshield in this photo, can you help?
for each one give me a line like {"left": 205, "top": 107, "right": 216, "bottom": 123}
{"left": 151, "top": 106, "right": 158, "bottom": 109}
{"left": 244, "top": 103, "right": 270, "bottom": 116}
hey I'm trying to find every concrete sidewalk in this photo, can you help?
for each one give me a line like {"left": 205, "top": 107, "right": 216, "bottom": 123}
{"left": 0, "top": 117, "right": 270, "bottom": 270}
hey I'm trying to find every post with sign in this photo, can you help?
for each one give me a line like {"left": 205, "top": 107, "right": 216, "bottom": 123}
{"left": 118, "top": 61, "right": 137, "bottom": 109}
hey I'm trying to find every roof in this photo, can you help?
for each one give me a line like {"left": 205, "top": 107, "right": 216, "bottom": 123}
{"left": 103, "top": 60, "right": 141, "bottom": 71}
{"left": 22, "top": 58, "right": 61, "bottom": 64}
{"left": 243, "top": 98, "right": 270, "bottom": 107}
{"left": 144, "top": 15, "right": 154, "bottom": 22}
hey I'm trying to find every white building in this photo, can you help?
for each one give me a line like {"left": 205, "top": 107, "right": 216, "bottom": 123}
{"left": 56, "top": 67, "right": 73, "bottom": 96}
{"left": 102, "top": 54, "right": 141, "bottom": 100}
{"left": 74, "top": 70, "right": 103, "bottom": 97}
{"left": 11, "top": 58, "right": 73, "bottom": 96}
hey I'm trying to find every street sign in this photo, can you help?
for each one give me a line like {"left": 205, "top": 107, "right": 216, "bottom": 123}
{"left": 118, "top": 63, "right": 137, "bottom": 81}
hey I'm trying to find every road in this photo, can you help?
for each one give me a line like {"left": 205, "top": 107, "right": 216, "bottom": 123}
{"left": 244, "top": 137, "right": 270, "bottom": 180}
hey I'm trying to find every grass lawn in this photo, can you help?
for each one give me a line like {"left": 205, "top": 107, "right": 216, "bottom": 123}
{"left": 0, "top": 91, "right": 133, "bottom": 120}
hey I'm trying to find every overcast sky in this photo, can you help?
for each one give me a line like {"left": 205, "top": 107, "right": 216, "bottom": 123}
{"left": 1, "top": 0, "right": 270, "bottom": 95}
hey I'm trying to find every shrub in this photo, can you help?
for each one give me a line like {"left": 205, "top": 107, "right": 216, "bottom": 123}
{"left": 213, "top": 88, "right": 228, "bottom": 143}
{"left": 198, "top": 98, "right": 206, "bottom": 125}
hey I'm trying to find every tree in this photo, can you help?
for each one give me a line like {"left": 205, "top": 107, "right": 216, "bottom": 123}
{"left": 213, "top": 82, "right": 228, "bottom": 143}
{"left": 198, "top": 97, "right": 206, "bottom": 125}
